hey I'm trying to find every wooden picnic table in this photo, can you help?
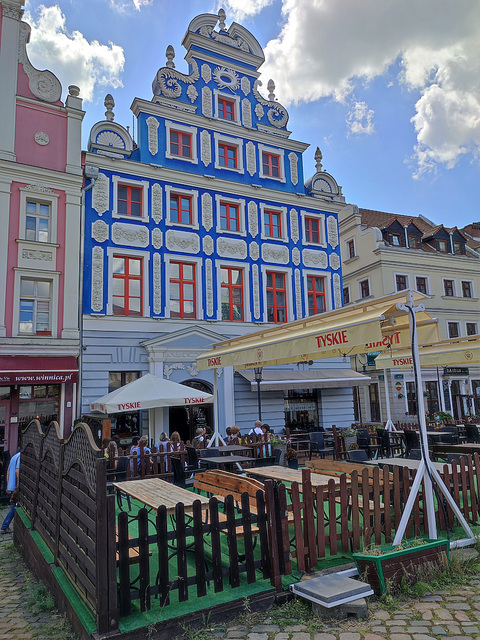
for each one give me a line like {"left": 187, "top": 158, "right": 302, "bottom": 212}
{"left": 371, "top": 457, "right": 451, "bottom": 473}
{"left": 244, "top": 465, "right": 341, "bottom": 489}
{"left": 433, "top": 442, "right": 480, "bottom": 456}
{"left": 112, "top": 477, "right": 210, "bottom": 514}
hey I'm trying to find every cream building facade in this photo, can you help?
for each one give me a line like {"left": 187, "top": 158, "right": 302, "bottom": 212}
{"left": 339, "top": 206, "right": 480, "bottom": 424}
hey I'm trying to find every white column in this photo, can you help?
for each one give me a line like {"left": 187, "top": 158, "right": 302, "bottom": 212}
{"left": 0, "top": 2, "right": 22, "bottom": 161}
{"left": 65, "top": 92, "right": 84, "bottom": 175}
{"left": 0, "top": 179, "right": 11, "bottom": 336}
{"left": 223, "top": 365, "right": 235, "bottom": 429}
{"left": 61, "top": 190, "right": 82, "bottom": 339}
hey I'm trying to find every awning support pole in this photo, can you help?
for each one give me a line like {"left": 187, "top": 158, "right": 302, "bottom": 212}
{"left": 383, "top": 369, "right": 396, "bottom": 432}
{"left": 209, "top": 368, "right": 225, "bottom": 447}
{"left": 393, "top": 290, "right": 474, "bottom": 544}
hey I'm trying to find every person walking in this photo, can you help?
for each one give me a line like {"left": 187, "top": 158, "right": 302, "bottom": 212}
{"left": 1, "top": 450, "right": 21, "bottom": 534}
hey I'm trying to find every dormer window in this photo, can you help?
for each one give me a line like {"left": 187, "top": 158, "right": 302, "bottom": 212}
{"left": 408, "top": 235, "right": 419, "bottom": 249}
{"left": 390, "top": 233, "right": 401, "bottom": 246}
{"left": 437, "top": 239, "right": 448, "bottom": 252}
{"left": 453, "top": 241, "right": 464, "bottom": 255}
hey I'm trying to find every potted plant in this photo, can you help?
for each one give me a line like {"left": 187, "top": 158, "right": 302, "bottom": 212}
{"left": 269, "top": 433, "right": 290, "bottom": 466}
{"left": 341, "top": 426, "right": 358, "bottom": 450}
{"left": 285, "top": 447, "right": 298, "bottom": 469}
{"left": 437, "top": 411, "right": 454, "bottom": 424}
{"left": 353, "top": 538, "right": 449, "bottom": 595}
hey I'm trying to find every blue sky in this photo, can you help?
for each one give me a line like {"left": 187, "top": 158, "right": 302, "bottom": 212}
{"left": 23, "top": 0, "right": 480, "bottom": 228}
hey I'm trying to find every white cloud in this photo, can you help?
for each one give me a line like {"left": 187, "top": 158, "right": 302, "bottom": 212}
{"left": 109, "top": 0, "right": 152, "bottom": 13}
{"left": 346, "top": 101, "right": 375, "bottom": 136}
{"left": 259, "top": 0, "right": 480, "bottom": 174}
{"left": 219, "top": 0, "right": 274, "bottom": 21}
{"left": 24, "top": 5, "right": 125, "bottom": 102}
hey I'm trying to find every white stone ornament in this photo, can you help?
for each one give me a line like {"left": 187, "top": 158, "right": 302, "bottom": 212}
{"left": 290, "top": 209, "right": 299, "bottom": 244}
{"left": 92, "top": 220, "right": 109, "bottom": 243}
{"left": 203, "top": 236, "right": 214, "bottom": 255}
{"left": 91, "top": 247, "right": 104, "bottom": 312}
{"left": 96, "top": 130, "right": 125, "bottom": 150}
{"left": 22, "top": 249, "right": 53, "bottom": 262}
{"left": 202, "top": 87, "right": 213, "bottom": 117}
{"left": 152, "top": 228, "right": 163, "bottom": 249}
{"left": 153, "top": 58, "right": 199, "bottom": 99}
{"left": 333, "top": 273, "right": 341, "bottom": 308}
{"left": 34, "top": 132, "right": 49, "bottom": 146}
{"left": 151, "top": 184, "right": 162, "bottom": 224}
{"left": 146, "top": 117, "right": 159, "bottom": 155}
{"left": 327, "top": 216, "right": 339, "bottom": 248}
{"left": 295, "top": 269, "right": 302, "bottom": 318}
{"left": 25, "top": 184, "right": 52, "bottom": 193}
{"left": 252, "top": 79, "right": 289, "bottom": 129}
{"left": 217, "top": 237, "right": 247, "bottom": 259}
{"left": 248, "top": 201, "right": 258, "bottom": 237}
{"left": 187, "top": 362, "right": 198, "bottom": 377}
{"left": 250, "top": 241, "right": 259, "bottom": 261}
{"left": 187, "top": 85, "right": 198, "bottom": 103}
{"left": 303, "top": 249, "right": 328, "bottom": 268}
{"left": 254, "top": 104, "right": 264, "bottom": 119}
{"left": 164, "top": 363, "right": 184, "bottom": 379}
{"left": 92, "top": 173, "right": 109, "bottom": 216}
{"left": 206, "top": 259, "right": 214, "bottom": 316}
{"left": 252, "top": 264, "right": 260, "bottom": 319}
{"left": 213, "top": 66, "right": 239, "bottom": 91}
{"left": 242, "top": 99, "right": 252, "bottom": 128}
{"left": 292, "top": 247, "right": 301, "bottom": 266}
{"left": 112, "top": 223, "right": 149, "bottom": 248}
{"left": 18, "top": 23, "right": 62, "bottom": 103}
{"left": 153, "top": 253, "right": 162, "bottom": 314}
{"left": 241, "top": 77, "right": 251, "bottom": 95}
{"left": 329, "top": 252, "right": 340, "bottom": 270}
{"left": 201, "top": 63, "right": 212, "bottom": 83}
{"left": 200, "top": 130, "right": 211, "bottom": 167}
{"left": 288, "top": 152, "right": 298, "bottom": 186}
{"left": 261, "top": 243, "right": 289, "bottom": 265}
{"left": 166, "top": 229, "right": 200, "bottom": 253}
{"left": 202, "top": 193, "right": 213, "bottom": 231}
{"left": 246, "top": 142, "right": 256, "bottom": 177}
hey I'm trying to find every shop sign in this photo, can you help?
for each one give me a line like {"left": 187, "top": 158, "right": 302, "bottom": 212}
{"left": 394, "top": 374, "right": 404, "bottom": 379}
{"left": 0, "top": 371, "right": 78, "bottom": 384}
{"left": 444, "top": 367, "right": 469, "bottom": 376}
{"left": 284, "top": 401, "right": 316, "bottom": 411}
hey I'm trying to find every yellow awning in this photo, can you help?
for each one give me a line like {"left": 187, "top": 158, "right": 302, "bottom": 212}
{"left": 375, "top": 336, "right": 480, "bottom": 370}
{"left": 197, "top": 291, "right": 439, "bottom": 371}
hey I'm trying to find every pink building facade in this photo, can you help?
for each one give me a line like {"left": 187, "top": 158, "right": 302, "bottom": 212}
{"left": 0, "top": 0, "right": 84, "bottom": 451}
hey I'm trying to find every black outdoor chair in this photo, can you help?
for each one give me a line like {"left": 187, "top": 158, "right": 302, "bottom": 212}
{"left": 113, "top": 456, "right": 132, "bottom": 510}
{"left": 356, "top": 429, "right": 381, "bottom": 459}
{"left": 346, "top": 449, "right": 368, "bottom": 462}
{"left": 309, "top": 432, "right": 335, "bottom": 460}
{"left": 185, "top": 446, "right": 208, "bottom": 471}
{"left": 273, "top": 448, "right": 282, "bottom": 465}
{"left": 439, "top": 433, "right": 459, "bottom": 445}
{"left": 466, "top": 425, "right": 480, "bottom": 443}
{"left": 171, "top": 455, "right": 194, "bottom": 489}
{"left": 404, "top": 430, "right": 420, "bottom": 458}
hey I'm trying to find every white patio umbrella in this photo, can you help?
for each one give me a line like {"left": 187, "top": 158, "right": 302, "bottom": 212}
{"left": 89, "top": 373, "right": 214, "bottom": 413}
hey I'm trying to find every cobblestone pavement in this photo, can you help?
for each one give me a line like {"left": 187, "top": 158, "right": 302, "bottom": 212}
{"left": 2, "top": 504, "right": 480, "bottom": 640}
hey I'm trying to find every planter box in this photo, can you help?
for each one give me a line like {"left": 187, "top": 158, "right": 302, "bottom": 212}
{"left": 353, "top": 539, "right": 449, "bottom": 595}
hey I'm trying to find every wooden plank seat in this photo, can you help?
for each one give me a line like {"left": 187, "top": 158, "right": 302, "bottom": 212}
{"left": 116, "top": 528, "right": 152, "bottom": 566}
{"left": 307, "top": 458, "right": 394, "bottom": 484}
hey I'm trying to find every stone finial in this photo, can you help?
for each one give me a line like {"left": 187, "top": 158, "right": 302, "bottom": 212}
{"left": 104, "top": 94, "right": 115, "bottom": 122}
{"left": 68, "top": 85, "right": 80, "bottom": 97}
{"left": 315, "top": 147, "right": 323, "bottom": 171}
{"left": 218, "top": 8, "right": 226, "bottom": 30}
{"left": 267, "top": 79, "right": 276, "bottom": 101}
{"left": 165, "top": 45, "right": 175, "bottom": 69}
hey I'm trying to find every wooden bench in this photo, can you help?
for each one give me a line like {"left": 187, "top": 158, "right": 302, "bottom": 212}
{"left": 116, "top": 528, "right": 152, "bottom": 566}
{"left": 307, "top": 458, "right": 394, "bottom": 483}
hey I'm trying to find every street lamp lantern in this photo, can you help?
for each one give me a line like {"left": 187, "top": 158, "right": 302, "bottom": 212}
{"left": 254, "top": 367, "right": 263, "bottom": 421}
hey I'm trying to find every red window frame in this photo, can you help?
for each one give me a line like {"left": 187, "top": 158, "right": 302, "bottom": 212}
{"left": 264, "top": 210, "right": 282, "bottom": 239}
{"left": 218, "top": 97, "right": 235, "bottom": 121}
{"left": 262, "top": 152, "right": 280, "bottom": 178}
{"left": 308, "top": 276, "right": 326, "bottom": 315}
{"left": 170, "top": 193, "right": 193, "bottom": 225}
{"left": 117, "top": 185, "right": 142, "bottom": 217}
{"left": 266, "top": 271, "right": 287, "bottom": 323}
{"left": 305, "top": 217, "right": 321, "bottom": 243}
{"left": 221, "top": 267, "right": 244, "bottom": 321}
{"left": 218, "top": 143, "right": 237, "bottom": 168}
{"left": 112, "top": 255, "right": 143, "bottom": 316}
{"left": 170, "top": 261, "right": 196, "bottom": 319}
{"left": 220, "top": 202, "right": 240, "bottom": 231}
{"left": 170, "top": 130, "right": 192, "bottom": 158}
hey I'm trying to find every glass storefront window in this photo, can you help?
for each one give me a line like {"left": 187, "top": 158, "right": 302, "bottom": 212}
{"left": 34, "top": 385, "right": 47, "bottom": 398}
{"left": 20, "top": 386, "right": 32, "bottom": 399}
{"left": 284, "top": 389, "right": 318, "bottom": 430}
{"left": 19, "top": 384, "right": 59, "bottom": 429}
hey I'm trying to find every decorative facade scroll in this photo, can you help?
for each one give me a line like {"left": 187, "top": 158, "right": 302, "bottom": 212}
{"left": 254, "top": 104, "right": 264, "bottom": 119}
{"left": 252, "top": 80, "right": 289, "bottom": 129}
{"left": 241, "top": 76, "right": 251, "bottom": 95}
{"left": 261, "top": 243, "right": 289, "bottom": 265}
{"left": 112, "top": 223, "right": 149, "bottom": 248}
{"left": 18, "top": 23, "right": 62, "bottom": 103}
{"left": 290, "top": 208, "right": 299, "bottom": 243}
{"left": 252, "top": 264, "right": 260, "bottom": 319}
{"left": 206, "top": 259, "right": 214, "bottom": 316}
{"left": 186, "top": 85, "right": 198, "bottom": 103}
{"left": 198, "top": 25, "right": 252, "bottom": 53}
{"left": 217, "top": 237, "right": 247, "bottom": 259}
{"left": 213, "top": 67, "right": 240, "bottom": 91}
{"left": 201, "top": 130, "right": 211, "bottom": 167}
{"left": 246, "top": 141, "right": 256, "bottom": 177}
{"left": 166, "top": 229, "right": 201, "bottom": 253}
{"left": 327, "top": 216, "right": 339, "bottom": 248}
{"left": 146, "top": 117, "right": 159, "bottom": 155}
{"left": 295, "top": 269, "right": 302, "bottom": 318}
{"left": 92, "top": 220, "right": 109, "bottom": 243}
{"left": 153, "top": 253, "right": 161, "bottom": 314}
{"left": 249, "top": 241, "right": 259, "bottom": 261}
{"left": 242, "top": 99, "right": 252, "bottom": 128}
{"left": 164, "top": 363, "right": 185, "bottom": 379}
{"left": 202, "top": 86, "right": 213, "bottom": 117}
{"left": 288, "top": 152, "right": 299, "bottom": 186}
{"left": 202, "top": 193, "right": 213, "bottom": 231}
{"left": 92, "top": 173, "right": 109, "bottom": 216}
{"left": 303, "top": 249, "right": 328, "bottom": 268}
{"left": 329, "top": 252, "right": 340, "bottom": 270}
{"left": 203, "top": 236, "right": 214, "bottom": 255}
{"left": 248, "top": 201, "right": 258, "bottom": 237}
{"left": 201, "top": 63, "right": 212, "bottom": 83}
{"left": 91, "top": 246, "right": 104, "bottom": 313}
{"left": 152, "top": 59, "right": 199, "bottom": 98}
{"left": 152, "top": 228, "right": 163, "bottom": 249}
{"left": 333, "top": 273, "right": 342, "bottom": 309}
{"left": 292, "top": 247, "right": 301, "bottom": 266}
{"left": 151, "top": 183, "right": 162, "bottom": 223}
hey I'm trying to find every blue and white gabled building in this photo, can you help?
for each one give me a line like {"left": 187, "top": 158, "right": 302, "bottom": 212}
{"left": 81, "top": 10, "right": 362, "bottom": 442}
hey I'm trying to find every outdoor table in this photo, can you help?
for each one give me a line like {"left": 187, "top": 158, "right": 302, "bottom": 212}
{"left": 244, "top": 465, "right": 341, "bottom": 490}
{"left": 206, "top": 445, "right": 252, "bottom": 455}
{"left": 433, "top": 442, "right": 480, "bottom": 456}
{"left": 372, "top": 457, "right": 450, "bottom": 474}
{"left": 112, "top": 477, "right": 210, "bottom": 514}
{"left": 201, "top": 454, "right": 253, "bottom": 471}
